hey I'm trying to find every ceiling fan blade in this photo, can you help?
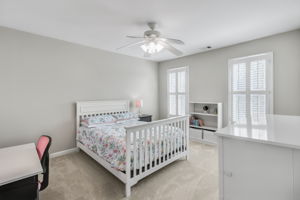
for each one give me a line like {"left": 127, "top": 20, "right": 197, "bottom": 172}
{"left": 158, "top": 40, "right": 183, "bottom": 56}
{"left": 116, "top": 40, "right": 145, "bottom": 50}
{"left": 126, "top": 35, "right": 145, "bottom": 39}
{"left": 160, "top": 38, "right": 184, "bottom": 45}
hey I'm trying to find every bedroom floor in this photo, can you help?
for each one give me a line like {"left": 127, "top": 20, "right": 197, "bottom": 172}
{"left": 40, "top": 141, "right": 218, "bottom": 200}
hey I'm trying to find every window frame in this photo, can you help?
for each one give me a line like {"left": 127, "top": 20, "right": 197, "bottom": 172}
{"left": 228, "top": 52, "right": 274, "bottom": 124}
{"left": 167, "top": 66, "right": 189, "bottom": 117}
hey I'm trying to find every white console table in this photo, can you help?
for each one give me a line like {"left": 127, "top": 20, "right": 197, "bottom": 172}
{"left": 216, "top": 114, "right": 300, "bottom": 200}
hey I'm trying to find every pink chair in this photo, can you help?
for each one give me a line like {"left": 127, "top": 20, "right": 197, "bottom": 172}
{"left": 36, "top": 135, "right": 52, "bottom": 191}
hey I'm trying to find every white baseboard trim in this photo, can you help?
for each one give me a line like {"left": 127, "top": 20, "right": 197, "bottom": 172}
{"left": 50, "top": 147, "right": 79, "bottom": 158}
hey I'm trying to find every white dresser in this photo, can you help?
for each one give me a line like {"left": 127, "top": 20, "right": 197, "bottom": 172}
{"left": 216, "top": 114, "right": 300, "bottom": 200}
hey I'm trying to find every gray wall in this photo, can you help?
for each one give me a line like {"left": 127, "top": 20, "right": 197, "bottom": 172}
{"left": 0, "top": 26, "right": 159, "bottom": 153}
{"left": 159, "top": 29, "right": 300, "bottom": 125}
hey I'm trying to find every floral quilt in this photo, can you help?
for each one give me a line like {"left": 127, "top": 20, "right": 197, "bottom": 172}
{"left": 77, "top": 119, "right": 184, "bottom": 171}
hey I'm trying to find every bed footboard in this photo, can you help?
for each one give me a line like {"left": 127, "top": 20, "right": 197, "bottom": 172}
{"left": 124, "top": 116, "right": 189, "bottom": 197}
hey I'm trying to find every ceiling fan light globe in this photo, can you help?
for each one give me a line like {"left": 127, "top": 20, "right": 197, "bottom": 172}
{"left": 156, "top": 43, "right": 163, "bottom": 52}
{"left": 141, "top": 42, "right": 164, "bottom": 54}
{"left": 141, "top": 44, "right": 148, "bottom": 52}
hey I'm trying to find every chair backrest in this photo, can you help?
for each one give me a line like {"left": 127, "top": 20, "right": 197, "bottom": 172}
{"left": 36, "top": 135, "right": 52, "bottom": 191}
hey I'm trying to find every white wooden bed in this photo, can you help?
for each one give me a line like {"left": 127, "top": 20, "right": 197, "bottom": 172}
{"left": 76, "top": 100, "right": 189, "bottom": 197}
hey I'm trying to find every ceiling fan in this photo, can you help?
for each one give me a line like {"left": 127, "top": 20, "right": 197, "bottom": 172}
{"left": 117, "top": 22, "right": 184, "bottom": 57}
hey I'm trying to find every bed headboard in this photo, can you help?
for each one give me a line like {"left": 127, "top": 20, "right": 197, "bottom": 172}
{"left": 76, "top": 100, "right": 130, "bottom": 132}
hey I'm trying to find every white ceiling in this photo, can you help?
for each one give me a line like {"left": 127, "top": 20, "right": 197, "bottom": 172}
{"left": 1, "top": 0, "right": 300, "bottom": 62}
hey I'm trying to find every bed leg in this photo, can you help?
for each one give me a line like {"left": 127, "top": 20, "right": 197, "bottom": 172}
{"left": 125, "top": 184, "right": 131, "bottom": 197}
{"left": 186, "top": 149, "right": 189, "bottom": 160}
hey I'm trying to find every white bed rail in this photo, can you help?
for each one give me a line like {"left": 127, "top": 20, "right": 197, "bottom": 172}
{"left": 124, "top": 116, "right": 189, "bottom": 196}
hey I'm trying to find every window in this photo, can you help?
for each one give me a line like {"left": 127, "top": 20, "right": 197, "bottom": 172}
{"left": 228, "top": 53, "right": 273, "bottom": 124}
{"left": 167, "top": 67, "right": 188, "bottom": 116}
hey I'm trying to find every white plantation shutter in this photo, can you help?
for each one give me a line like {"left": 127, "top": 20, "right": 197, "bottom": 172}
{"left": 169, "top": 72, "right": 176, "bottom": 93}
{"left": 250, "top": 60, "right": 266, "bottom": 91}
{"left": 169, "top": 71, "right": 177, "bottom": 115}
{"left": 232, "top": 94, "right": 247, "bottom": 123}
{"left": 251, "top": 94, "right": 266, "bottom": 125}
{"left": 178, "top": 71, "right": 186, "bottom": 93}
{"left": 167, "top": 67, "right": 188, "bottom": 116}
{"left": 169, "top": 94, "right": 176, "bottom": 115}
{"left": 229, "top": 53, "right": 273, "bottom": 124}
{"left": 232, "top": 63, "right": 246, "bottom": 92}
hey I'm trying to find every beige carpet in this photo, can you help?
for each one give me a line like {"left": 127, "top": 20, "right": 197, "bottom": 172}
{"left": 40, "top": 142, "right": 218, "bottom": 200}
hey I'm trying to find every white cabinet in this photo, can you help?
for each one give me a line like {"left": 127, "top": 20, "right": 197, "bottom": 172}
{"left": 293, "top": 150, "right": 300, "bottom": 199}
{"left": 220, "top": 138, "right": 295, "bottom": 200}
{"left": 217, "top": 115, "right": 300, "bottom": 200}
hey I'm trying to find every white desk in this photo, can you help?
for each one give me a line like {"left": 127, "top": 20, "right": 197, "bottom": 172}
{"left": 0, "top": 143, "right": 43, "bottom": 186}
